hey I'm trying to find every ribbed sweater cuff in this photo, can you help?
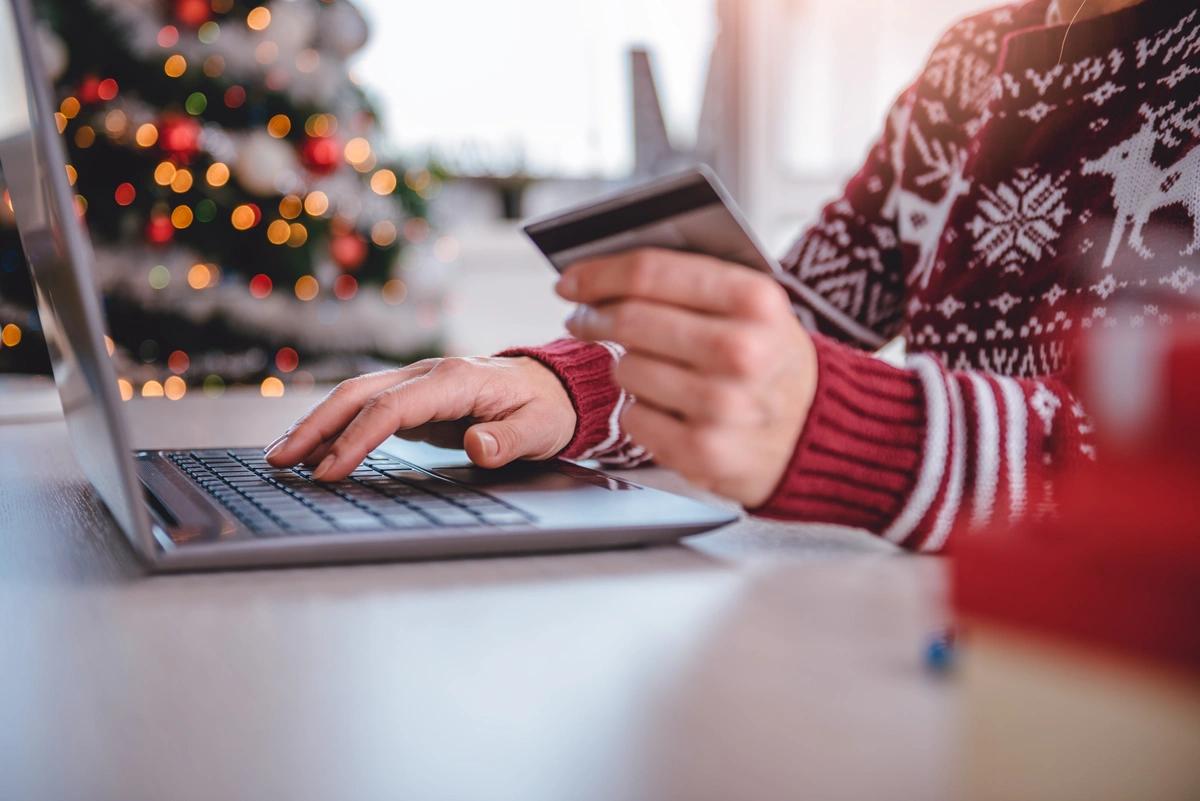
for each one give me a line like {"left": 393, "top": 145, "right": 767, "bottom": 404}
{"left": 497, "top": 338, "right": 620, "bottom": 460}
{"left": 752, "top": 335, "right": 926, "bottom": 533}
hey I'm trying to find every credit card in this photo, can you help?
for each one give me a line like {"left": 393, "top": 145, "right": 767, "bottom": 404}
{"left": 522, "top": 165, "right": 778, "bottom": 274}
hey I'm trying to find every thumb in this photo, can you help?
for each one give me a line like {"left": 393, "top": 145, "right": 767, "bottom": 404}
{"left": 464, "top": 412, "right": 562, "bottom": 469}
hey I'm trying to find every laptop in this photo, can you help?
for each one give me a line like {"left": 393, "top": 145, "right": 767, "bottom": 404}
{"left": 0, "top": 0, "right": 736, "bottom": 571}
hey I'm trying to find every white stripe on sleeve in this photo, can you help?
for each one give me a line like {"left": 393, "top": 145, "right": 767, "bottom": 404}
{"left": 882, "top": 354, "right": 949, "bottom": 545}
{"left": 967, "top": 373, "right": 1000, "bottom": 530}
{"left": 996, "top": 376, "right": 1028, "bottom": 523}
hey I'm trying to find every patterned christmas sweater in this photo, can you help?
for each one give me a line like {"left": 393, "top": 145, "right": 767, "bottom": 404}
{"left": 506, "top": 0, "right": 1200, "bottom": 552}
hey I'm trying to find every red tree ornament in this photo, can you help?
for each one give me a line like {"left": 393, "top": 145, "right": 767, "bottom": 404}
{"left": 330, "top": 231, "right": 368, "bottom": 270}
{"left": 300, "top": 135, "right": 341, "bottom": 175}
{"left": 145, "top": 214, "right": 174, "bottom": 246}
{"left": 173, "top": 0, "right": 212, "bottom": 28}
{"left": 158, "top": 115, "right": 201, "bottom": 162}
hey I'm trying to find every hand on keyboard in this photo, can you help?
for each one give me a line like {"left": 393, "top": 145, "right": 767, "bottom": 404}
{"left": 264, "top": 356, "right": 576, "bottom": 482}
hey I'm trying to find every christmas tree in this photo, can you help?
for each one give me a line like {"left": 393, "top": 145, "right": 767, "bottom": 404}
{"left": 0, "top": 0, "right": 446, "bottom": 395}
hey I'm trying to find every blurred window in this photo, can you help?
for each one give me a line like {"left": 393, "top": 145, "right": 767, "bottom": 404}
{"left": 351, "top": 0, "right": 717, "bottom": 177}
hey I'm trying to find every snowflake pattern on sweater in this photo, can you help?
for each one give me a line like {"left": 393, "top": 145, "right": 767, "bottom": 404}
{"left": 507, "top": 0, "right": 1200, "bottom": 551}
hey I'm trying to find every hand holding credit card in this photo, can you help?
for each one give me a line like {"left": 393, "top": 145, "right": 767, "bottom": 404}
{"left": 524, "top": 166, "right": 822, "bottom": 508}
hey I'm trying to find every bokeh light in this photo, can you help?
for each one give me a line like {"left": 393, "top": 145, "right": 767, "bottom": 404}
{"left": 164, "top": 376, "right": 187, "bottom": 400}
{"left": 266, "top": 219, "right": 291, "bottom": 245}
{"left": 260, "top": 376, "right": 285, "bottom": 397}
{"left": 275, "top": 347, "right": 299, "bottom": 373}
{"left": 381, "top": 279, "right": 407, "bottom": 305}
{"left": 168, "top": 350, "right": 190, "bottom": 374}
{"left": 203, "top": 374, "right": 225, "bottom": 398}
{"left": 294, "top": 275, "right": 319, "bottom": 301}
{"left": 114, "top": 183, "right": 136, "bottom": 206}
{"left": 187, "top": 262, "right": 212, "bottom": 289}
{"left": 370, "top": 169, "right": 398, "bottom": 195}
{"left": 333, "top": 274, "right": 358, "bottom": 300}
{"left": 249, "top": 273, "right": 273, "bottom": 298}
{"left": 267, "top": 114, "right": 292, "bottom": 138}
{"left": 135, "top": 123, "right": 159, "bottom": 147}
{"left": 247, "top": 6, "right": 272, "bottom": 31}
{"left": 303, "top": 191, "right": 329, "bottom": 217}
{"left": 154, "top": 161, "right": 177, "bottom": 186}
{"left": 164, "top": 54, "right": 187, "bottom": 78}
{"left": 171, "top": 205, "right": 194, "bottom": 229}
{"left": 1, "top": 323, "right": 22, "bottom": 347}
{"left": 141, "top": 380, "right": 164, "bottom": 398}
{"left": 117, "top": 378, "right": 134, "bottom": 402}
{"left": 148, "top": 264, "right": 171, "bottom": 289}
{"left": 170, "top": 168, "right": 193, "bottom": 193}
{"left": 206, "top": 162, "right": 230, "bottom": 187}
{"left": 279, "top": 195, "right": 302, "bottom": 219}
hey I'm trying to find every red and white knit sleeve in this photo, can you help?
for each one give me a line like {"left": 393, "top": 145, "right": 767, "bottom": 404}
{"left": 775, "top": 86, "right": 918, "bottom": 351}
{"left": 752, "top": 335, "right": 1096, "bottom": 551}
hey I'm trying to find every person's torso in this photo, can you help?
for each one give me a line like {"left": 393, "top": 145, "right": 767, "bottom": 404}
{"left": 896, "top": 0, "right": 1199, "bottom": 377}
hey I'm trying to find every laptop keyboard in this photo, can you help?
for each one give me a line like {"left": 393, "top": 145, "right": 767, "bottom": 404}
{"left": 166, "top": 448, "right": 532, "bottom": 536}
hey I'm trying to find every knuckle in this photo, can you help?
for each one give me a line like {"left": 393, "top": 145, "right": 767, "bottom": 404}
{"left": 739, "top": 277, "right": 788, "bottom": 318}
{"left": 362, "top": 387, "right": 403, "bottom": 418}
{"left": 627, "top": 252, "right": 659, "bottom": 294}
{"left": 610, "top": 302, "right": 644, "bottom": 339}
{"left": 718, "top": 330, "right": 764, "bottom": 375}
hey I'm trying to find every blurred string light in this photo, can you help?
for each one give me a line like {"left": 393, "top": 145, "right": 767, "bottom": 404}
{"left": 371, "top": 220, "right": 397, "bottom": 247}
{"left": 135, "top": 123, "right": 159, "bottom": 147}
{"left": 202, "top": 375, "right": 225, "bottom": 398}
{"left": 370, "top": 169, "right": 397, "bottom": 196}
{"left": 148, "top": 264, "right": 170, "bottom": 289}
{"left": 249, "top": 273, "right": 272, "bottom": 298}
{"left": 59, "top": 96, "right": 80, "bottom": 118}
{"left": 287, "top": 222, "right": 308, "bottom": 247}
{"left": 198, "top": 21, "right": 220, "bottom": 44}
{"left": 171, "top": 204, "right": 194, "bottom": 229}
{"left": 246, "top": 6, "right": 272, "bottom": 31}
{"left": 157, "top": 25, "right": 179, "bottom": 48}
{"left": 114, "top": 182, "right": 136, "bottom": 206}
{"left": 303, "top": 191, "right": 329, "bottom": 216}
{"left": 267, "top": 114, "right": 291, "bottom": 138}
{"left": 167, "top": 350, "right": 190, "bottom": 374}
{"left": 164, "top": 54, "right": 187, "bottom": 78}
{"left": 261, "top": 377, "right": 285, "bottom": 398}
{"left": 206, "top": 162, "right": 230, "bottom": 187}
{"left": 164, "top": 375, "right": 187, "bottom": 400}
{"left": 75, "top": 125, "right": 96, "bottom": 148}
{"left": 279, "top": 195, "right": 302, "bottom": 219}
{"left": 267, "top": 219, "right": 291, "bottom": 245}
{"left": 141, "top": 379, "right": 164, "bottom": 398}
{"left": 294, "top": 275, "right": 319, "bottom": 301}
{"left": 1, "top": 323, "right": 22, "bottom": 347}
{"left": 170, "top": 168, "right": 193, "bottom": 193}
{"left": 275, "top": 347, "right": 299, "bottom": 373}
{"left": 154, "top": 161, "right": 176, "bottom": 186}
{"left": 381, "top": 279, "right": 407, "bottom": 305}
{"left": 117, "top": 378, "right": 134, "bottom": 401}
{"left": 333, "top": 274, "right": 358, "bottom": 300}
{"left": 64, "top": 164, "right": 77, "bottom": 185}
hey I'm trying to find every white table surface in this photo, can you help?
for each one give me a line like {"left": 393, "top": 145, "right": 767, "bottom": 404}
{"left": 0, "top": 385, "right": 954, "bottom": 801}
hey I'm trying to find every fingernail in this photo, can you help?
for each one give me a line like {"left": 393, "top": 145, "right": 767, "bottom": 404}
{"left": 477, "top": 431, "right": 498, "bottom": 458}
{"left": 312, "top": 454, "right": 336, "bottom": 481}
{"left": 263, "top": 433, "right": 288, "bottom": 456}
{"left": 556, "top": 274, "right": 577, "bottom": 297}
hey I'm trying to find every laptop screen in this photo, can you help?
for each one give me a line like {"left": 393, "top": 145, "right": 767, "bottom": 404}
{"left": 0, "top": 0, "right": 151, "bottom": 551}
